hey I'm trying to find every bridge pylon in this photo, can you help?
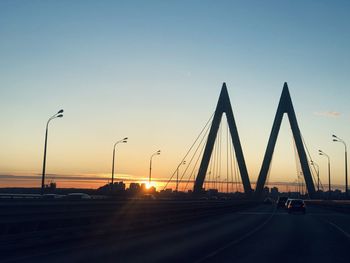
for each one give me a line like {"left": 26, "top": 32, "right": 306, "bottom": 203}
{"left": 193, "top": 83, "right": 252, "bottom": 196}
{"left": 255, "top": 82, "right": 316, "bottom": 199}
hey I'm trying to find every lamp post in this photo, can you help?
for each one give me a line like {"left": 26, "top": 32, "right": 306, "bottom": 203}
{"left": 311, "top": 160, "right": 320, "bottom": 192}
{"left": 217, "top": 175, "right": 221, "bottom": 192}
{"left": 176, "top": 160, "right": 186, "bottom": 192}
{"left": 319, "top": 150, "right": 331, "bottom": 198}
{"left": 149, "top": 150, "right": 161, "bottom": 184}
{"left": 111, "top": 137, "right": 128, "bottom": 186}
{"left": 41, "top": 109, "right": 64, "bottom": 195}
{"left": 332, "top": 134, "right": 348, "bottom": 198}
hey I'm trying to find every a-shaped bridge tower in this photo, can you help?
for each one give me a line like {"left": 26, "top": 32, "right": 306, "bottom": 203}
{"left": 193, "top": 82, "right": 316, "bottom": 199}
{"left": 193, "top": 83, "right": 252, "bottom": 195}
{"left": 255, "top": 83, "right": 316, "bottom": 198}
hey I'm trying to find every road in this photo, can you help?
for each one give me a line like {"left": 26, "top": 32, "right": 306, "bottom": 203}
{"left": 2, "top": 204, "right": 350, "bottom": 263}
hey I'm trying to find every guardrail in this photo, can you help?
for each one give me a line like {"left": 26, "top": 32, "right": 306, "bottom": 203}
{"left": 0, "top": 199, "right": 258, "bottom": 236}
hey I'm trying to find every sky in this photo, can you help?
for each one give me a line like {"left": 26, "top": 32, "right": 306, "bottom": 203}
{"left": 0, "top": 0, "right": 349, "bottom": 191}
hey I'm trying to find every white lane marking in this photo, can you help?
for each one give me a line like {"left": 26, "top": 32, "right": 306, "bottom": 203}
{"left": 237, "top": 212, "right": 286, "bottom": 215}
{"left": 327, "top": 221, "right": 350, "bottom": 239}
{"left": 195, "top": 209, "right": 276, "bottom": 263}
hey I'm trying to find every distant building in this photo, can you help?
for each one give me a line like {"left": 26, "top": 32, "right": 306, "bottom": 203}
{"left": 96, "top": 181, "right": 126, "bottom": 194}
{"left": 42, "top": 181, "right": 57, "bottom": 194}
{"left": 129, "top": 183, "right": 141, "bottom": 192}
{"left": 140, "top": 183, "right": 147, "bottom": 192}
{"left": 114, "top": 182, "right": 125, "bottom": 191}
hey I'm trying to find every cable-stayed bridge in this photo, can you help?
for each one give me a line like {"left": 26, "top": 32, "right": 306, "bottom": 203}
{"left": 1, "top": 83, "right": 349, "bottom": 263}
{"left": 165, "top": 82, "right": 320, "bottom": 199}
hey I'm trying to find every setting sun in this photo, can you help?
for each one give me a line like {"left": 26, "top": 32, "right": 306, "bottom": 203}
{"left": 144, "top": 181, "right": 156, "bottom": 190}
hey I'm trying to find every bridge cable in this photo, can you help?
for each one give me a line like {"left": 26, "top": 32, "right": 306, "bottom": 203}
{"left": 179, "top": 119, "right": 212, "bottom": 190}
{"left": 228, "top": 129, "right": 235, "bottom": 192}
{"left": 265, "top": 140, "right": 274, "bottom": 192}
{"left": 226, "top": 118, "right": 229, "bottom": 193}
{"left": 300, "top": 133, "right": 324, "bottom": 191}
{"left": 218, "top": 120, "right": 223, "bottom": 192}
{"left": 293, "top": 139, "right": 305, "bottom": 194}
{"left": 183, "top": 135, "right": 208, "bottom": 191}
{"left": 213, "top": 127, "right": 218, "bottom": 190}
{"left": 162, "top": 113, "right": 214, "bottom": 190}
{"left": 208, "top": 142, "right": 215, "bottom": 189}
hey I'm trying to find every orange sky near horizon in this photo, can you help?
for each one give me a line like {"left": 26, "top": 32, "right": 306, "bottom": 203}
{"left": 1, "top": 1, "right": 349, "bottom": 192}
{"left": 0, "top": 172, "right": 346, "bottom": 194}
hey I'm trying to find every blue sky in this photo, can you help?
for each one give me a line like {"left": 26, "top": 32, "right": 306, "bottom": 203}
{"left": 0, "top": 0, "right": 349, "bottom": 190}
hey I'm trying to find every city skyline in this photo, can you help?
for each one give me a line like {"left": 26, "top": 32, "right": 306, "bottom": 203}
{"left": 1, "top": 1, "right": 349, "bottom": 191}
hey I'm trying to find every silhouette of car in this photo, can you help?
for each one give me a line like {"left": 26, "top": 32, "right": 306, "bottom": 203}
{"left": 285, "top": 198, "right": 293, "bottom": 208}
{"left": 287, "top": 199, "right": 306, "bottom": 214}
{"left": 276, "top": 196, "right": 288, "bottom": 208}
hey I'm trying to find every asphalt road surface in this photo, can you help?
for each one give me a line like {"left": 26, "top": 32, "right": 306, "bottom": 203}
{"left": 3, "top": 204, "right": 350, "bottom": 263}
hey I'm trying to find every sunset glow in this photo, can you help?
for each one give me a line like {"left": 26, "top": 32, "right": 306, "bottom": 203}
{"left": 145, "top": 181, "right": 157, "bottom": 190}
{"left": 0, "top": 1, "right": 349, "bottom": 192}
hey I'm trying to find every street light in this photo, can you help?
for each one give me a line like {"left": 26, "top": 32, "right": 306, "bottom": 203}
{"left": 332, "top": 134, "right": 348, "bottom": 198}
{"left": 149, "top": 150, "right": 161, "bottom": 184}
{"left": 176, "top": 160, "right": 186, "bottom": 192}
{"left": 111, "top": 137, "right": 128, "bottom": 186}
{"left": 41, "top": 109, "right": 64, "bottom": 194}
{"left": 311, "top": 160, "right": 320, "bottom": 192}
{"left": 319, "top": 149, "right": 331, "bottom": 198}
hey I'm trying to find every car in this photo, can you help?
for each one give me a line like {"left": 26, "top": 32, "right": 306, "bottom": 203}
{"left": 285, "top": 198, "right": 293, "bottom": 208}
{"left": 287, "top": 199, "right": 306, "bottom": 214}
{"left": 276, "top": 196, "right": 288, "bottom": 208}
